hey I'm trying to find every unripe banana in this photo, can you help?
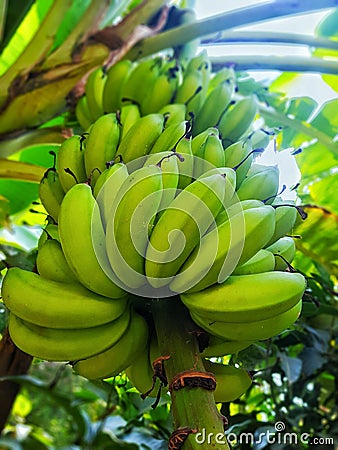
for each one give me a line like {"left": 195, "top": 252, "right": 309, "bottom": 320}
{"left": 85, "top": 67, "right": 106, "bottom": 121}
{"left": 118, "top": 103, "right": 141, "bottom": 141}
{"left": 171, "top": 205, "right": 276, "bottom": 293}
{"left": 223, "top": 140, "right": 254, "bottom": 189}
{"left": 191, "top": 127, "right": 219, "bottom": 156}
{"left": 207, "top": 67, "right": 236, "bottom": 92}
{"left": 84, "top": 113, "right": 120, "bottom": 184}
{"left": 265, "top": 236, "right": 296, "bottom": 270}
{"left": 120, "top": 57, "right": 162, "bottom": 107}
{"left": 8, "top": 308, "right": 130, "bottom": 362}
{"left": 117, "top": 114, "right": 165, "bottom": 163}
{"left": 194, "top": 133, "right": 225, "bottom": 178}
{"left": 149, "top": 120, "right": 189, "bottom": 154}
{"left": 143, "top": 152, "right": 179, "bottom": 210}
{"left": 233, "top": 248, "right": 276, "bottom": 275}
{"left": 56, "top": 135, "right": 87, "bottom": 192}
{"left": 2, "top": 267, "right": 127, "bottom": 329}
{"left": 175, "top": 53, "right": 211, "bottom": 119}
{"left": 192, "top": 299, "right": 302, "bottom": 342}
{"left": 102, "top": 60, "right": 134, "bottom": 113}
{"left": 94, "top": 162, "right": 129, "bottom": 229}
{"left": 193, "top": 74, "right": 235, "bottom": 135}
{"left": 201, "top": 335, "right": 254, "bottom": 358}
{"left": 141, "top": 61, "right": 181, "bottom": 115}
{"left": 214, "top": 199, "right": 264, "bottom": 228}
{"left": 36, "top": 238, "right": 78, "bottom": 284}
{"left": 203, "top": 360, "right": 252, "bottom": 403}
{"left": 218, "top": 96, "right": 258, "bottom": 148}
{"left": 73, "top": 310, "right": 148, "bottom": 379}
{"left": 106, "top": 165, "right": 163, "bottom": 290}
{"left": 265, "top": 200, "right": 298, "bottom": 246}
{"left": 145, "top": 173, "right": 226, "bottom": 288}
{"left": 75, "top": 96, "right": 92, "bottom": 130}
{"left": 39, "top": 169, "right": 65, "bottom": 222}
{"left": 38, "top": 223, "right": 59, "bottom": 249}
{"left": 58, "top": 183, "right": 125, "bottom": 298}
{"left": 158, "top": 103, "right": 187, "bottom": 127}
{"left": 125, "top": 345, "right": 155, "bottom": 396}
{"left": 236, "top": 164, "right": 280, "bottom": 204}
{"left": 180, "top": 271, "right": 306, "bottom": 323}
{"left": 175, "top": 137, "right": 194, "bottom": 189}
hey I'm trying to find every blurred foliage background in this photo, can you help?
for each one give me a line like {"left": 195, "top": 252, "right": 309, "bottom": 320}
{"left": 0, "top": 0, "right": 337, "bottom": 448}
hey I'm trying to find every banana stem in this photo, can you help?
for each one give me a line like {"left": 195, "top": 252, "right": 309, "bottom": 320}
{"left": 211, "top": 55, "right": 338, "bottom": 75}
{"left": 151, "top": 297, "right": 229, "bottom": 450}
{"left": 202, "top": 31, "right": 338, "bottom": 51}
{"left": 126, "top": 0, "right": 338, "bottom": 60}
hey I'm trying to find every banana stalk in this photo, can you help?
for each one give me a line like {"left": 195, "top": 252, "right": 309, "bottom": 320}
{"left": 151, "top": 298, "right": 229, "bottom": 450}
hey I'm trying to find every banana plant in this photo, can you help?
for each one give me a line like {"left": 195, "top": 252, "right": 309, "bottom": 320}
{"left": 0, "top": 1, "right": 337, "bottom": 448}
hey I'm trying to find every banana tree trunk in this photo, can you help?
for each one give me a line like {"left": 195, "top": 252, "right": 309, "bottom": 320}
{"left": 0, "top": 328, "right": 33, "bottom": 432}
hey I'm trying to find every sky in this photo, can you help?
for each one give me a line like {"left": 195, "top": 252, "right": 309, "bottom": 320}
{"left": 193, "top": 0, "right": 337, "bottom": 198}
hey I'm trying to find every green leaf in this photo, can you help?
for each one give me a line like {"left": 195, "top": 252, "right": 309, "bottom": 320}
{"left": 309, "top": 173, "right": 338, "bottom": 215}
{"left": 0, "top": 375, "right": 91, "bottom": 442}
{"left": 297, "top": 141, "right": 337, "bottom": 180}
{"left": 279, "top": 353, "right": 302, "bottom": 384}
{"left": 294, "top": 206, "right": 338, "bottom": 276}
{"left": 314, "top": 9, "right": 338, "bottom": 92}
{"left": 51, "top": 0, "right": 91, "bottom": 51}
{"left": 0, "top": 0, "right": 34, "bottom": 53}
{"left": 310, "top": 99, "right": 338, "bottom": 138}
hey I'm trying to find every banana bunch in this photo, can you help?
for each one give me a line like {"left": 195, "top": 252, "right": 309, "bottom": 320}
{"left": 1, "top": 49, "right": 307, "bottom": 408}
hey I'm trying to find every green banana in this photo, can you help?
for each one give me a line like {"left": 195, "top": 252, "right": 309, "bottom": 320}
{"left": 158, "top": 103, "right": 187, "bottom": 127}
{"left": 36, "top": 238, "right": 78, "bottom": 283}
{"left": 94, "top": 162, "right": 129, "bottom": 229}
{"left": 85, "top": 67, "right": 106, "bottom": 121}
{"left": 214, "top": 199, "right": 264, "bottom": 228}
{"left": 203, "top": 360, "right": 252, "bottom": 403}
{"left": 102, "top": 60, "right": 134, "bottom": 113}
{"left": 265, "top": 199, "right": 298, "bottom": 246}
{"left": 201, "top": 335, "right": 254, "bottom": 358}
{"left": 73, "top": 310, "right": 148, "bottom": 379}
{"left": 141, "top": 60, "right": 181, "bottom": 115}
{"left": 117, "top": 114, "right": 165, "bottom": 163}
{"left": 105, "top": 165, "right": 163, "bottom": 290}
{"left": 39, "top": 168, "right": 65, "bottom": 222}
{"left": 8, "top": 308, "right": 130, "bottom": 362}
{"left": 194, "top": 133, "right": 225, "bottom": 178}
{"left": 218, "top": 96, "right": 258, "bottom": 148}
{"left": 75, "top": 95, "right": 92, "bottom": 130}
{"left": 38, "top": 223, "right": 59, "bottom": 249}
{"left": 145, "top": 173, "right": 226, "bottom": 288}
{"left": 175, "top": 136, "right": 194, "bottom": 189}
{"left": 125, "top": 346, "right": 155, "bottom": 396}
{"left": 120, "top": 57, "right": 162, "bottom": 107}
{"left": 84, "top": 113, "right": 120, "bottom": 184}
{"left": 118, "top": 103, "right": 141, "bottom": 141}
{"left": 191, "top": 299, "right": 302, "bottom": 342}
{"left": 143, "top": 152, "right": 179, "bottom": 210}
{"left": 191, "top": 127, "right": 219, "bottom": 156}
{"left": 223, "top": 140, "right": 255, "bottom": 189}
{"left": 58, "top": 183, "right": 125, "bottom": 298}
{"left": 56, "top": 135, "right": 88, "bottom": 192}
{"left": 193, "top": 73, "right": 235, "bottom": 135}
{"left": 149, "top": 120, "right": 188, "bottom": 154}
{"left": 236, "top": 164, "right": 280, "bottom": 204}
{"left": 180, "top": 271, "right": 306, "bottom": 322}
{"left": 170, "top": 205, "right": 276, "bottom": 293}
{"left": 2, "top": 267, "right": 127, "bottom": 329}
{"left": 233, "top": 248, "right": 276, "bottom": 275}
{"left": 266, "top": 236, "right": 296, "bottom": 270}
